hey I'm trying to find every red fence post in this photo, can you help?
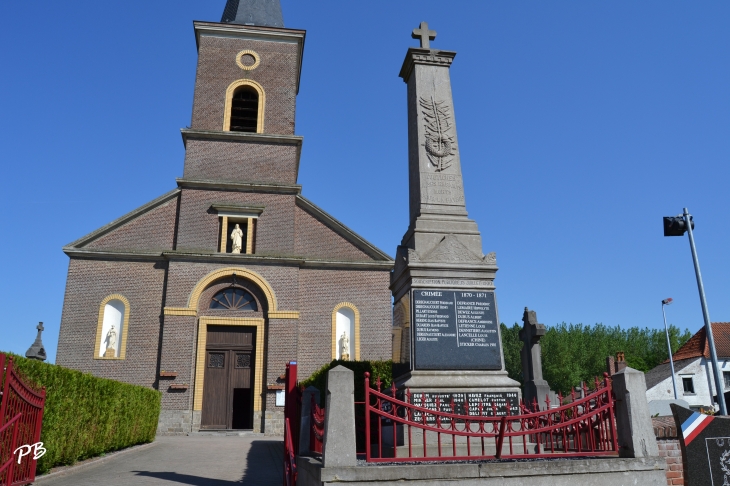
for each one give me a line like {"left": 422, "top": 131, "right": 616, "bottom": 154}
{"left": 364, "top": 372, "right": 371, "bottom": 461}
{"left": 283, "top": 361, "right": 299, "bottom": 455}
{"left": 495, "top": 416, "right": 507, "bottom": 459}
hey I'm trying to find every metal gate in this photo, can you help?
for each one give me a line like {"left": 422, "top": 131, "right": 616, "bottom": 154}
{"left": 0, "top": 354, "right": 46, "bottom": 486}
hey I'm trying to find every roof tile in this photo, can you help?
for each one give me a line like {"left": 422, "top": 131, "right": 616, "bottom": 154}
{"left": 670, "top": 322, "right": 730, "bottom": 361}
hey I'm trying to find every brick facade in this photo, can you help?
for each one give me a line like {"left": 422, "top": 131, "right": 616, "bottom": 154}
{"left": 653, "top": 417, "right": 685, "bottom": 485}
{"left": 56, "top": 18, "right": 393, "bottom": 436}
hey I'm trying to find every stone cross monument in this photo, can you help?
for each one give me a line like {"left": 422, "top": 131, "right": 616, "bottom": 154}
{"left": 519, "top": 308, "right": 556, "bottom": 408}
{"left": 392, "top": 23, "right": 520, "bottom": 412}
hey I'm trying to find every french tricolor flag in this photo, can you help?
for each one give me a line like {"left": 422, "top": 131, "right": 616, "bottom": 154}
{"left": 681, "top": 411, "right": 715, "bottom": 445}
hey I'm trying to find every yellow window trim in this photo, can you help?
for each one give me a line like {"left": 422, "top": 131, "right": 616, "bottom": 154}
{"left": 223, "top": 79, "right": 265, "bottom": 133}
{"left": 164, "top": 267, "right": 299, "bottom": 318}
{"left": 331, "top": 302, "right": 361, "bottom": 361}
{"left": 94, "top": 294, "right": 131, "bottom": 360}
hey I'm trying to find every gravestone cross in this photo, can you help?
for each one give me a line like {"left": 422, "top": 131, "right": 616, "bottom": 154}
{"left": 412, "top": 21, "right": 437, "bottom": 49}
{"left": 519, "top": 308, "right": 553, "bottom": 408}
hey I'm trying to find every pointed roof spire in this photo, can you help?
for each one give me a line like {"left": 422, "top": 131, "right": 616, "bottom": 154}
{"left": 221, "top": 0, "right": 284, "bottom": 28}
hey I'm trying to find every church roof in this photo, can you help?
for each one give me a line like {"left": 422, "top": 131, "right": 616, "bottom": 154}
{"left": 221, "top": 0, "right": 284, "bottom": 28}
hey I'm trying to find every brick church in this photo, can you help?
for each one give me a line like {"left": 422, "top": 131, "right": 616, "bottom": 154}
{"left": 56, "top": 0, "right": 393, "bottom": 434}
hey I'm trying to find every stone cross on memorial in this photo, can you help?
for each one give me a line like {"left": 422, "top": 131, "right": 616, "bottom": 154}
{"left": 411, "top": 21, "right": 437, "bottom": 49}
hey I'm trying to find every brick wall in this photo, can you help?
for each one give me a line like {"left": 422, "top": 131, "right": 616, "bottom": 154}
{"left": 175, "top": 188, "right": 296, "bottom": 255}
{"left": 654, "top": 416, "right": 684, "bottom": 485}
{"left": 191, "top": 34, "right": 299, "bottom": 134}
{"left": 296, "top": 268, "right": 392, "bottom": 380}
{"left": 84, "top": 195, "right": 178, "bottom": 252}
{"left": 182, "top": 138, "right": 300, "bottom": 186}
{"left": 294, "top": 205, "right": 373, "bottom": 262}
{"left": 56, "top": 258, "right": 166, "bottom": 388}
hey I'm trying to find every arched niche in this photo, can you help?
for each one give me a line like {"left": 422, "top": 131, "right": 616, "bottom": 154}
{"left": 332, "top": 303, "right": 360, "bottom": 361}
{"left": 94, "top": 295, "right": 130, "bottom": 360}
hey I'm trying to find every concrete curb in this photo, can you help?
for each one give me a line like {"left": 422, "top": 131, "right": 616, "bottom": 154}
{"left": 32, "top": 441, "right": 158, "bottom": 483}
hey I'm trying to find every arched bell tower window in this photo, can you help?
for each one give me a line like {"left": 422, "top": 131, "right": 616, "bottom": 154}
{"left": 223, "top": 79, "right": 265, "bottom": 133}
{"left": 210, "top": 288, "right": 258, "bottom": 311}
{"left": 230, "top": 86, "right": 258, "bottom": 133}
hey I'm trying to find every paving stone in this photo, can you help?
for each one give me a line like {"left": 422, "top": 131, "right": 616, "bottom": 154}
{"left": 34, "top": 435, "right": 283, "bottom": 486}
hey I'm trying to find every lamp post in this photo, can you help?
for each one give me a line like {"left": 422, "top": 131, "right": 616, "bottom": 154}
{"left": 661, "top": 298, "right": 678, "bottom": 400}
{"left": 663, "top": 208, "right": 727, "bottom": 415}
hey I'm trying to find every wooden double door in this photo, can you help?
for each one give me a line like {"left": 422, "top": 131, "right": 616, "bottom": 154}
{"left": 201, "top": 325, "right": 255, "bottom": 430}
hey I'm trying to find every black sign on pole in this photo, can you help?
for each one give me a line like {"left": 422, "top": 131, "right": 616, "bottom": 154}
{"left": 411, "top": 289, "right": 502, "bottom": 370}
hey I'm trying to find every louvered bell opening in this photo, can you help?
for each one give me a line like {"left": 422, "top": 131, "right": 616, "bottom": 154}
{"left": 230, "top": 87, "right": 259, "bottom": 132}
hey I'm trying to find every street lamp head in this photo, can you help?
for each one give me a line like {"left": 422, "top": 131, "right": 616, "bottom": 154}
{"left": 663, "top": 215, "right": 694, "bottom": 236}
{"left": 662, "top": 298, "right": 673, "bottom": 306}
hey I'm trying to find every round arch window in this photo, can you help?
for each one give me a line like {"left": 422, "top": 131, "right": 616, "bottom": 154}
{"left": 210, "top": 288, "right": 258, "bottom": 311}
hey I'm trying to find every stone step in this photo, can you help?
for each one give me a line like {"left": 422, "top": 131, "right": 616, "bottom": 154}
{"left": 192, "top": 430, "right": 265, "bottom": 437}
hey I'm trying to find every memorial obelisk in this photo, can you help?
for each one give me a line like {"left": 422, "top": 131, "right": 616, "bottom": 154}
{"left": 392, "top": 23, "right": 520, "bottom": 411}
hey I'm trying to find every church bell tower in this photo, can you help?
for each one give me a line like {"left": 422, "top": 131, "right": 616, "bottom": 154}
{"left": 182, "top": 0, "right": 305, "bottom": 187}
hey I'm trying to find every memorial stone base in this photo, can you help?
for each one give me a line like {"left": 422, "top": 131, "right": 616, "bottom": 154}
{"left": 297, "top": 455, "right": 667, "bottom": 486}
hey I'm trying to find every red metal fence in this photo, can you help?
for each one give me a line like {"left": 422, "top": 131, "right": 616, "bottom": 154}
{"left": 0, "top": 354, "right": 46, "bottom": 486}
{"left": 283, "top": 418, "right": 297, "bottom": 486}
{"left": 282, "top": 362, "right": 300, "bottom": 486}
{"left": 364, "top": 373, "right": 618, "bottom": 462}
{"left": 309, "top": 395, "right": 324, "bottom": 454}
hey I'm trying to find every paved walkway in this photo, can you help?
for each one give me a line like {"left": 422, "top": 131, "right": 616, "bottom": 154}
{"left": 35, "top": 435, "right": 284, "bottom": 486}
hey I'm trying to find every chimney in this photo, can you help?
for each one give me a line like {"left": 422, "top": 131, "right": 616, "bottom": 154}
{"left": 606, "top": 355, "right": 616, "bottom": 376}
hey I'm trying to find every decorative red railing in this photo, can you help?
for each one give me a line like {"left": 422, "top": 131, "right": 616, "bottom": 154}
{"left": 364, "top": 372, "right": 618, "bottom": 462}
{"left": 309, "top": 395, "right": 324, "bottom": 455}
{"left": 0, "top": 354, "right": 46, "bottom": 486}
{"left": 283, "top": 418, "right": 297, "bottom": 486}
{"left": 0, "top": 414, "right": 22, "bottom": 486}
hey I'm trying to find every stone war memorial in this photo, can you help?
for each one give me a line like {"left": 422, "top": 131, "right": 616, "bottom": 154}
{"left": 295, "top": 18, "right": 668, "bottom": 486}
{"left": 389, "top": 20, "right": 521, "bottom": 417}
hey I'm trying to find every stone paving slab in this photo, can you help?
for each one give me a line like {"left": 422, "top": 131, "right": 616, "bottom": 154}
{"left": 34, "top": 435, "right": 283, "bottom": 486}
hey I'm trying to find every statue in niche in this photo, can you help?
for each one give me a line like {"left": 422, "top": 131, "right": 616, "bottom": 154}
{"left": 339, "top": 332, "right": 350, "bottom": 361}
{"left": 231, "top": 224, "right": 244, "bottom": 253}
{"left": 103, "top": 325, "right": 117, "bottom": 358}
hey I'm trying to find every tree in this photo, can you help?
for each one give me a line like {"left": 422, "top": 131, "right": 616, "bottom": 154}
{"left": 500, "top": 322, "right": 692, "bottom": 395}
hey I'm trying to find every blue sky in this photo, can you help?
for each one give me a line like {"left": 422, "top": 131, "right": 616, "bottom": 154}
{"left": 1, "top": 1, "right": 728, "bottom": 363}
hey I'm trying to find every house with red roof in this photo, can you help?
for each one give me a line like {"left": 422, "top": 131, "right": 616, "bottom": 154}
{"left": 645, "top": 323, "right": 730, "bottom": 413}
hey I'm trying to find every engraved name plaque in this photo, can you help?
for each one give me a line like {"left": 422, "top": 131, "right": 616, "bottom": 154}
{"left": 411, "top": 289, "right": 502, "bottom": 370}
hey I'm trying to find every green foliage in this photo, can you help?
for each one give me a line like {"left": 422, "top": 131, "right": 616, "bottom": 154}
{"left": 3, "top": 353, "right": 161, "bottom": 474}
{"left": 300, "top": 360, "right": 393, "bottom": 405}
{"left": 500, "top": 323, "right": 523, "bottom": 386}
{"left": 499, "top": 323, "right": 692, "bottom": 395}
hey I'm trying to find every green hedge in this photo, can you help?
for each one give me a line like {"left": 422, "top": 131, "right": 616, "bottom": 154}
{"left": 300, "top": 359, "right": 393, "bottom": 405}
{"left": 2, "top": 353, "right": 161, "bottom": 474}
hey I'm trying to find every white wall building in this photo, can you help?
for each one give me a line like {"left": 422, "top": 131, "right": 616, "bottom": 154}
{"left": 645, "top": 322, "right": 730, "bottom": 413}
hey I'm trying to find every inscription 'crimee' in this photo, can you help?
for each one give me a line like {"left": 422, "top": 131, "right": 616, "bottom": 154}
{"left": 420, "top": 96, "right": 456, "bottom": 172}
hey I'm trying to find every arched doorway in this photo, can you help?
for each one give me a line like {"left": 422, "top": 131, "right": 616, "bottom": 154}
{"left": 197, "top": 276, "right": 267, "bottom": 430}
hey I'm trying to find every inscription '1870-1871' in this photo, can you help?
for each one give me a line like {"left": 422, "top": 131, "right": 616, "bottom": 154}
{"left": 411, "top": 289, "right": 502, "bottom": 370}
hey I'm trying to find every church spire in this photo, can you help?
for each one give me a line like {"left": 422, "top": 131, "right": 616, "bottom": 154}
{"left": 221, "top": 0, "right": 284, "bottom": 28}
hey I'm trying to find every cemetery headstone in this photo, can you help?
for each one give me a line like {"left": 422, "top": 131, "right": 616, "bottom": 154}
{"left": 519, "top": 308, "right": 557, "bottom": 408}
